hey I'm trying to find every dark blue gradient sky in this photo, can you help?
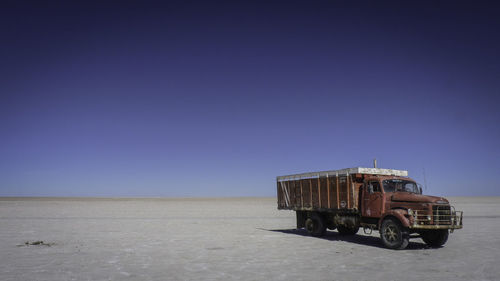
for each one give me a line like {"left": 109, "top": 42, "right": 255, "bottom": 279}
{"left": 1, "top": 1, "right": 499, "bottom": 197}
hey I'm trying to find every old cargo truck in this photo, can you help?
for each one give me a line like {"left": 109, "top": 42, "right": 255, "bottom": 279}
{"left": 277, "top": 167, "right": 463, "bottom": 249}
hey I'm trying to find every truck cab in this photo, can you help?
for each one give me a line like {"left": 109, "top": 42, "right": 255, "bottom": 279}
{"left": 360, "top": 175, "right": 463, "bottom": 249}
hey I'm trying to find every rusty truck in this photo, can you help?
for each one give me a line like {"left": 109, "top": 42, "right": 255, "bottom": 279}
{"left": 277, "top": 167, "right": 463, "bottom": 249}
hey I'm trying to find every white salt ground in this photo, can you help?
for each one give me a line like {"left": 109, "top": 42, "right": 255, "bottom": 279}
{"left": 0, "top": 197, "right": 498, "bottom": 281}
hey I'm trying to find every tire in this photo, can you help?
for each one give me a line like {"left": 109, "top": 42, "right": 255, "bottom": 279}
{"left": 337, "top": 225, "right": 359, "bottom": 235}
{"left": 380, "top": 218, "right": 409, "bottom": 250}
{"left": 422, "top": 230, "right": 449, "bottom": 248}
{"left": 305, "top": 213, "right": 326, "bottom": 237}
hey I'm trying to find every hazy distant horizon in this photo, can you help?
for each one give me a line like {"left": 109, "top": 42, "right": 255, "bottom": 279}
{"left": 1, "top": 195, "right": 499, "bottom": 201}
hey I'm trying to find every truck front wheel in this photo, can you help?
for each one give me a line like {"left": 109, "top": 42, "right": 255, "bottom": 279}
{"left": 305, "top": 213, "right": 326, "bottom": 237}
{"left": 380, "top": 218, "right": 409, "bottom": 250}
{"left": 421, "top": 230, "right": 449, "bottom": 248}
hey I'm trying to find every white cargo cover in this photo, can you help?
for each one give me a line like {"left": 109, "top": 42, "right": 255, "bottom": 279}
{"left": 277, "top": 167, "right": 408, "bottom": 182}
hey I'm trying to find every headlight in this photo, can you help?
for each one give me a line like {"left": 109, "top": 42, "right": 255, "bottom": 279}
{"left": 427, "top": 215, "right": 432, "bottom": 221}
{"left": 407, "top": 209, "right": 413, "bottom": 216}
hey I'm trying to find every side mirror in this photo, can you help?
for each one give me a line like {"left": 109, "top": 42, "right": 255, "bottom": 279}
{"left": 419, "top": 187, "right": 423, "bottom": 194}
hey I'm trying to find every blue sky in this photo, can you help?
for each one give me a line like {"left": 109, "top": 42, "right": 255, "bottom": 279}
{"left": 1, "top": 1, "right": 499, "bottom": 197}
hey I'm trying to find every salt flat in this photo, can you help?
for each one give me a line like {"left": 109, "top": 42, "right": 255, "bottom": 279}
{"left": 0, "top": 197, "right": 498, "bottom": 281}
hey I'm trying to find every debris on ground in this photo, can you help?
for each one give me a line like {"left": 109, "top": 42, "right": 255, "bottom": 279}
{"left": 17, "top": 241, "right": 56, "bottom": 247}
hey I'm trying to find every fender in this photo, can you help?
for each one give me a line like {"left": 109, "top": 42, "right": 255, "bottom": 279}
{"left": 379, "top": 209, "right": 411, "bottom": 228}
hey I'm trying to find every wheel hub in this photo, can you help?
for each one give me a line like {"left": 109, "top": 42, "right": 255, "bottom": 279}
{"left": 385, "top": 225, "right": 398, "bottom": 242}
{"left": 306, "top": 220, "right": 314, "bottom": 232}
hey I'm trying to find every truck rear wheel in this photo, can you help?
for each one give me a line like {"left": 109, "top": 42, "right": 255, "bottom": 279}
{"left": 337, "top": 225, "right": 359, "bottom": 235}
{"left": 305, "top": 213, "right": 326, "bottom": 237}
{"left": 380, "top": 218, "right": 409, "bottom": 250}
{"left": 421, "top": 230, "right": 449, "bottom": 248}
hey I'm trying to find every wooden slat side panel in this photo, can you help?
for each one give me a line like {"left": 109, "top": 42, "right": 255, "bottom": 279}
{"left": 295, "top": 180, "right": 302, "bottom": 207}
{"left": 286, "top": 180, "right": 292, "bottom": 207}
{"left": 319, "top": 177, "right": 328, "bottom": 208}
{"left": 336, "top": 175, "right": 340, "bottom": 208}
{"left": 329, "top": 176, "right": 338, "bottom": 209}
{"left": 277, "top": 181, "right": 283, "bottom": 208}
{"left": 292, "top": 180, "right": 299, "bottom": 208}
{"left": 301, "top": 179, "right": 311, "bottom": 208}
{"left": 287, "top": 180, "right": 294, "bottom": 208}
{"left": 318, "top": 178, "right": 322, "bottom": 208}
{"left": 297, "top": 178, "right": 304, "bottom": 207}
{"left": 279, "top": 176, "right": 361, "bottom": 210}
{"left": 338, "top": 176, "right": 348, "bottom": 208}
{"left": 288, "top": 181, "right": 292, "bottom": 208}
{"left": 283, "top": 181, "right": 288, "bottom": 208}
{"left": 311, "top": 178, "right": 319, "bottom": 208}
{"left": 348, "top": 179, "right": 353, "bottom": 209}
{"left": 347, "top": 177, "right": 352, "bottom": 208}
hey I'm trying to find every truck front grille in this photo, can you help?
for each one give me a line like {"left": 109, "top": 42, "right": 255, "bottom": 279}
{"left": 433, "top": 205, "right": 451, "bottom": 225}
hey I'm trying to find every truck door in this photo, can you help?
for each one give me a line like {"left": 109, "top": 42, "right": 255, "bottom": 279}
{"left": 363, "top": 181, "right": 383, "bottom": 218}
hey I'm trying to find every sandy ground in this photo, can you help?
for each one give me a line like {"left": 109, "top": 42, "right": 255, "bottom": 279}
{"left": 0, "top": 197, "right": 498, "bottom": 281}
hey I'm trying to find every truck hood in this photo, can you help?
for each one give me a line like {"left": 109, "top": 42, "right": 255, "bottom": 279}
{"left": 391, "top": 193, "right": 449, "bottom": 204}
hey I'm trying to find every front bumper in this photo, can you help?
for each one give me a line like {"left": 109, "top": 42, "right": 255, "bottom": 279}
{"left": 409, "top": 209, "right": 463, "bottom": 230}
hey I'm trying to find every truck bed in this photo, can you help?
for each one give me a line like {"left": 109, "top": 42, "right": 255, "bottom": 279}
{"left": 277, "top": 167, "right": 408, "bottom": 211}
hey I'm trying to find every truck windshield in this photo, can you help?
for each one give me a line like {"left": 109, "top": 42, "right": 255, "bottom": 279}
{"left": 383, "top": 179, "right": 420, "bottom": 194}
